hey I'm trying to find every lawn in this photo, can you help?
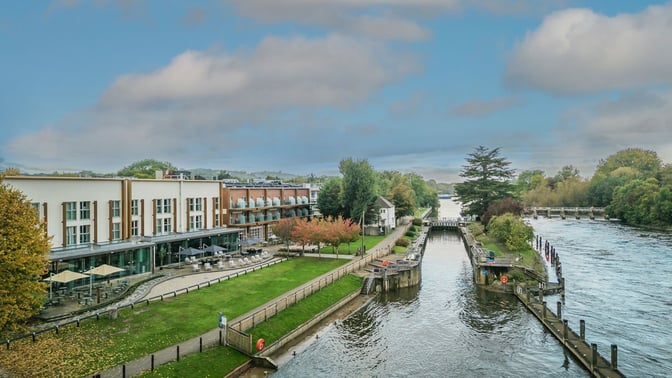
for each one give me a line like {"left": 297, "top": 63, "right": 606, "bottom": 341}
{"left": 139, "top": 275, "right": 363, "bottom": 377}
{"left": 0, "top": 257, "right": 350, "bottom": 377}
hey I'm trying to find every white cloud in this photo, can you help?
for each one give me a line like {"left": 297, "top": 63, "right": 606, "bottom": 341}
{"left": 5, "top": 34, "right": 419, "bottom": 172}
{"left": 506, "top": 4, "right": 672, "bottom": 94}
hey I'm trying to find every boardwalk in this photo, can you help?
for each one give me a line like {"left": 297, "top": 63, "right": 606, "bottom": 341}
{"left": 514, "top": 284, "right": 625, "bottom": 378}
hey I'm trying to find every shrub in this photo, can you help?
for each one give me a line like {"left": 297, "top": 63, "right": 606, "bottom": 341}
{"left": 395, "top": 238, "right": 410, "bottom": 247}
{"left": 412, "top": 218, "right": 423, "bottom": 226}
{"left": 487, "top": 213, "right": 533, "bottom": 251}
{"left": 405, "top": 230, "right": 416, "bottom": 238}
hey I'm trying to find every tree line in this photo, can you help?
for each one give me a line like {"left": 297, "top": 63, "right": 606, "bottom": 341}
{"left": 317, "top": 158, "right": 440, "bottom": 225}
{"left": 455, "top": 146, "right": 672, "bottom": 228}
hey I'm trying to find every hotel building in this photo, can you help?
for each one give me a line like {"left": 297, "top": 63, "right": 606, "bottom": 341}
{"left": 3, "top": 176, "right": 310, "bottom": 281}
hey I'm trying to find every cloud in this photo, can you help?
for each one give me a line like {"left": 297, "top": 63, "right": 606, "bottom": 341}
{"left": 450, "top": 96, "right": 520, "bottom": 117}
{"left": 5, "top": 34, "right": 419, "bottom": 172}
{"left": 506, "top": 4, "right": 672, "bottom": 94}
{"left": 101, "top": 35, "right": 417, "bottom": 110}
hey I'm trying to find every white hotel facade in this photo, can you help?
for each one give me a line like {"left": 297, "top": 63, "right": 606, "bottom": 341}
{"left": 4, "top": 176, "right": 310, "bottom": 282}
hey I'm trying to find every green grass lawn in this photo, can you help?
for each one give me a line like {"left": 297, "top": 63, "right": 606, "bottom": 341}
{"left": 0, "top": 257, "right": 350, "bottom": 377}
{"left": 318, "top": 235, "right": 391, "bottom": 255}
{"left": 139, "top": 275, "right": 363, "bottom": 377}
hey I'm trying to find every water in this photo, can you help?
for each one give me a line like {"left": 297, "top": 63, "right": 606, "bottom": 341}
{"left": 271, "top": 201, "right": 670, "bottom": 377}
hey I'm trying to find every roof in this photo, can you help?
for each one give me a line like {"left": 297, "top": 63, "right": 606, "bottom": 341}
{"left": 376, "top": 196, "right": 394, "bottom": 209}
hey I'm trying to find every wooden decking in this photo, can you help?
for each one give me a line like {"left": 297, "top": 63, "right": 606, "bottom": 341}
{"left": 514, "top": 284, "right": 625, "bottom": 378}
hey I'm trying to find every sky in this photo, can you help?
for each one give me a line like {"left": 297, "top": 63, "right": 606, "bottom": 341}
{"left": 2, "top": 0, "right": 672, "bottom": 182}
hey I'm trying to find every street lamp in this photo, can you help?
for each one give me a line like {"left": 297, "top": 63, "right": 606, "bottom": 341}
{"left": 49, "top": 272, "right": 54, "bottom": 300}
{"left": 88, "top": 266, "right": 94, "bottom": 297}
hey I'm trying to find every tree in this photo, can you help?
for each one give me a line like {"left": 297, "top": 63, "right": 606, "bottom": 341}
{"left": 0, "top": 179, "right": 51, "bottom": 335}
{"left": 481, "top": 197, "right": 523, "bottom": 227}
{"left": 389, "top": 182, "right": 417, "bottom": 218}
{"left": 339, "top": 158, "right": 378, "bottom": 224}
{"left": 595, "top": 148, "right": 661, "bottom": 178}
{"left": 118, "top": 159, "right": 176, "bottom": 179}
{"left": 487, "top": 213, "right": 534, "bottom": 251}
{"left": 454, "top": 146, "right": 515, "bottom": 219}
{"left": 271, "top": 218, "right": 297, "bottom": 252}
{"left": 317, "top": 177, "right": 343, "bottom": 219}
{"left": 515, "top": 169, "right": 545, "bottom": 194}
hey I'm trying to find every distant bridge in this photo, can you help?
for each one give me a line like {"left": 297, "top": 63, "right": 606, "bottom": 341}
{"left": 523, "top": 207, "right": 608, "bottom": 220}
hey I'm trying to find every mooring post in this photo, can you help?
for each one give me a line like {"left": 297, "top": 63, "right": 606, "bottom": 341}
{"left": 591, "top": 343, "right": 597, "bottom": 371}
{"left": 538, "top": 288, "right": 543, "bottom": 303}
{"left": 542, "top": 301, "right": 547, "bottom": 320}
{"left": 611, "top": 344, "right": 618, "bottom": 369}
{"left": 563, "top": 319, "right": 568, "bottom": 343}
{"left": 557, "top": 301, "right": 562, "bottom": 319}
{"left": 580, "top": 320, "right": 585, "bottom": 340}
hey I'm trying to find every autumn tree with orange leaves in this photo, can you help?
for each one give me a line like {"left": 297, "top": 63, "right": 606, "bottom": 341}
{"left": 0, "top": 177, "right": 51, "bottom": 336}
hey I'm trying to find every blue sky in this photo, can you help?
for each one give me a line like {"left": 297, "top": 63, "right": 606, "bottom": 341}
{"left": 2, "top": 0, "right": 672, "bottom": 182}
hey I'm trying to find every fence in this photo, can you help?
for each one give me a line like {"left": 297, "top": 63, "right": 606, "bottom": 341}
{"left": 3, "top": 259, "right": 287, "bottom": 351}
{"left": 4, "top": 226, "right": 407, "bottom": 377}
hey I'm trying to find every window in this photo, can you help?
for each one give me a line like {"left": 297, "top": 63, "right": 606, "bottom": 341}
{"left": 31, "top": 203, "right": 40, "bottom": 217}
{"left": 112, "top": 200, "right": 121, "bottom": 217}
{"left": 190, "top": 215, "right": 202, "bottom": 230}
{"left": 189, "top": 198, "right": 202, "bottom": 212}
{"left": 156, "top": 199, "right": 163, "bottom": 214}
{"left": 79, "top": 225, "right": 90, "bottom": 243}
{"left": 214, "top": 197, "right": 220, "bottom": 209}
{"left": 66, "top": 202, "right": 77, "bottom": 221}
{"left": 131, "top": 199, "right": 139, "bottom": 216}
{"left": 66, "top": 226, "right": 77, "bottom": 246}
{"left": 131, "top": 220, "right": 139, "bottom": 236}
{"left": 112, "top": 222, "right": 121, "bottom": 240}
{"left": 163, "top": 199, "right": 171, "bottom": 213}
{"left": 79, "top": 201, "right": 91, "bottom": 220}
{"left": 156, "top": 218, "right": 171, "bottom": 235}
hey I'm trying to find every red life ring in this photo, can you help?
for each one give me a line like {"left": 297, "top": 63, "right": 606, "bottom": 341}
{"left": 500, "top": 275, "right": 508, "bottom": 284}
{"left": 256, "top": 338, "right": 265, "bottom": 352}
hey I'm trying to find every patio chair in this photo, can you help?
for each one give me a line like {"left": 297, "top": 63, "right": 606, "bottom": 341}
{"left": 192, "top": 264, "right": 200, "bottom": 272}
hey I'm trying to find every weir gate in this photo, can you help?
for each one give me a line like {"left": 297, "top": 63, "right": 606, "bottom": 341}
{"left": 524, "top": 207, "right": 608, "bottom": 220}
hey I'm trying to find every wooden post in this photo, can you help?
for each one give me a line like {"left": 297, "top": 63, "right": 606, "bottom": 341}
{"left": 563, "top": 319, "right": 568, "bottom": 343}
{"left": 611, "top": 344, "right": 618, "bottom": 369}
{"left": 542, "top": 301, "right": 546, "bottom": 320}
{"left": 580, "top": 320, "right": 585, "bottom": 340}
{"left": 557, "top": 301, "right": 562, "bottom": 319}
{"left": 591, "top": 343, "right": 597, "bottom": 371}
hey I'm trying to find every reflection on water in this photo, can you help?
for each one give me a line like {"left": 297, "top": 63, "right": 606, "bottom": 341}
{"left": 271, "top": 201, "right": 668, "bottom": 377}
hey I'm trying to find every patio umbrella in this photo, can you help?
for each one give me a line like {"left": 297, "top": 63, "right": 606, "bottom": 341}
{"left": 44, "top": 269, "right": 88, "bottom": 283}
{"left": 178, "top": 247, "right": 204, "bottom": 256}
{"left": 84, "top": 264, "right": 126, "bottom": 297}
{"left": 240, "top": 238, "right": 262, "bottom": 246}
{"left": 203, "top": 244, "right": 227, "bottom": 253}
{"left": 84, "top": 264, "right": 125, "bottom": 277}
{"left": 44, "top": 269, "right": 89, "bottom": 299}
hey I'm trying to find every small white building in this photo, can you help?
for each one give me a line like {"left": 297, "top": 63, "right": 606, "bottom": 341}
{"left": 365, "top": 196, "right": 396, "bottom": 235}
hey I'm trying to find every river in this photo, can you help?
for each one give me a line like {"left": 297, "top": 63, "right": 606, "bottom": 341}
{"left": 270, "top": 200, "right": 670, "bottom": 377}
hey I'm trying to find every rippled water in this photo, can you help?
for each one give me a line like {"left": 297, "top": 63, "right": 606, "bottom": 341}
{"left": 271, "top": 202, "right": 669, "bottom": 377}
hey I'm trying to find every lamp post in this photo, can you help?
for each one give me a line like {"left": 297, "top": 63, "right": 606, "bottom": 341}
{"left": 49, "top": 272, "right": 54, "bottom": 300}
{"left": 88, "top": 266, "right": 93, "bottom": 297}
{"left": 178, "top": 246, "right": 184, "bottom": 269}
{"left": 361, "top": 209, "right": 365, "bottom": 257}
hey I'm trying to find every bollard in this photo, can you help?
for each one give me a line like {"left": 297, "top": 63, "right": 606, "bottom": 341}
{"left": 591, "top": 343, "right": 597, "bottom": 371}
{"left": 161, "top": 294, "right": 164, "bottom": 301}
{"left": 151, "top": 354, "right": 155, "bottom": 371}
{"left": 611, "top": 344, "right": 618, "bottom": 369}
{"left": 55, "top": 325, "right": 59, "bottom": 334}
{"left": 219, "top": 329, "right": 223, "bottom": 346}
{"left": 122, "top": 364, "right": 126, "bottom": 378}
{"left": 200, "top": 337, "right": 203, "bottom": 352}
{"left": 580, "top": 320, "right": 585, "bottom": 340}
{"left": 177, "top": 345, "right": 180, "bottom": 362}
{"left": 542, "top": 301, "right": 546, "bottom": 320}
{"left": 5, "top": 340, "right": 9, "bottom": 350}
{"left": 77, "top": 319, "right": 80, "bottom": 327}
{"left": 563, "top": 320, "right": 568, "bottom": 343}
{"left": 557, "top": 301, "right": 562, "bottom": 319}
{"left": 32, "top": 332, "right": 36, "bottom": 342}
